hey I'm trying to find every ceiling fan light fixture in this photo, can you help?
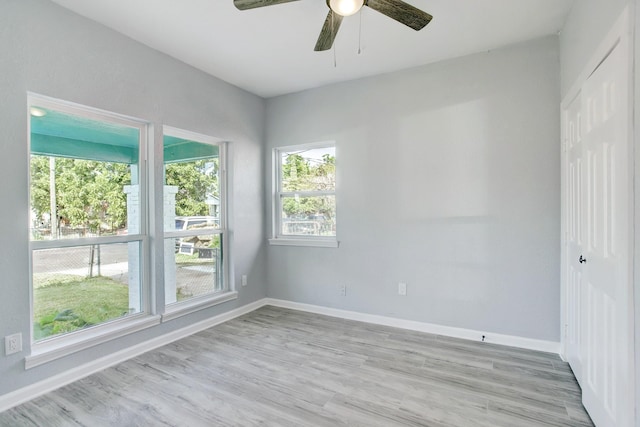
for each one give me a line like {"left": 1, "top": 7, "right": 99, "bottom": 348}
{"left": 329, "top": 0, "right": 364, "bottom": 17}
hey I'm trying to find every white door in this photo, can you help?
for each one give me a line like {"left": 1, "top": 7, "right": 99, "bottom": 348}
{"left": 579, "top": 38, "right": 631, "bottom": 427}
{"left": 564, "top": 92, "right": 583, "bottom": 383}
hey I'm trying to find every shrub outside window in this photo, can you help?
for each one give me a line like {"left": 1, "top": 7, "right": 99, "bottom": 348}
{"left": 273, "top": 142, "right": 336, "bottom": 243}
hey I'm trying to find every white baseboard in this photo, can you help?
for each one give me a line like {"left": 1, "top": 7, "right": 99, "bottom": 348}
{"left": 1, "top": 297, "right": 561, "bottom": 413}
{"left": 263, "top": 298, "right": 561, "bottom": 354}
{"left": 0, "top": 298, "right": 267, "bottom": 414}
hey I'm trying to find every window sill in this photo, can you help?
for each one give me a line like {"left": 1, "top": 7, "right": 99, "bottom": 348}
{"left": 162, "top": 291, "right": 238, "bottom": 322}
{"left": 26, "top": 314, "right": 161, "bottom": 369}
{"left": 268, "top": 238, "right": 339, "bottom": 248}
{"left": 25, "top": 292, "right": 239, "bottom": 369}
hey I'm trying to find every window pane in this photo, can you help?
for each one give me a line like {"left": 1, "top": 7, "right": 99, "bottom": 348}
{"left": 281, "top": 147, "right": 335, "bottom": 192}
{"left": 165, "top": 234, "right": 223, "bottom": 304}
{"left": 163, "top": 137, "right": 220, "bottom": 232}
{"left": 30, "top": 156, "right": 137, "bottom": 240}
{"left": 32, "top": 242, "right": 141, "bottom": 341}
{"left": 30, "top": 106, "right": 140, "bottom": 241}
{"left": 281, "top": 195, "right": 336, "bottom": 236}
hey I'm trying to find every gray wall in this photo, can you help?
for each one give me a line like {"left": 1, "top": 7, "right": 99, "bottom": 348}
{"left": 265, "top": 36, "right": 562, "bottom": 342}
{"left": 559, "top": 0, "right": 631, "bottom": 96}
{"left": 0, "top": 0, "right": 266, "bottom": 396}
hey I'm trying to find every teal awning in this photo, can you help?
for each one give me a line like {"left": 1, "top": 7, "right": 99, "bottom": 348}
{"left": 30, "top": 107, "right": 220, "bottom": 164}
{"left": 30, "top": 108, "right": 139, "bottom": 164}
{"left": 164, "top": 135, "right": 219, "bottom": 164}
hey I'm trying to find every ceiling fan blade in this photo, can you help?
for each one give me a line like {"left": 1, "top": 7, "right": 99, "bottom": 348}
{"left": 365, "top": 0, "right": 432, "bottom": 31}
{"left": 234, "top": 0, "right": 301, "bottom": 11}
{"left": 314, "top": 10, "right": 343, "bottom": 51}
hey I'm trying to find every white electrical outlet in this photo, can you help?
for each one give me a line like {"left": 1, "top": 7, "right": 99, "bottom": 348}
{"left": 339, "top": 284, "right": 346, "bottom": 296}
{"left": 5, "top": 333, "right": 22, "bottom": 355}
{"left": 398, "top": 282, "right": 407, "bottom": 296}
{"left": 241, "top": 275, "right": 247, "bottom": 287}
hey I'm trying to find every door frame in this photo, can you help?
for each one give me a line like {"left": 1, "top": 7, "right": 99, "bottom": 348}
{"left": 560, "top": 5, "right": 635, "bottom": 424}
{"left": 560, "top": 90, "right": 582, "bottom": 380}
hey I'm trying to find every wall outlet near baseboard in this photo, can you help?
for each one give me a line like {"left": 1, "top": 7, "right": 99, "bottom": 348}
{"left": 339, "top": 284, "right": 346, "bottom": 296}
{"left": 5, "top": 333, "right": 22, "bottom": 355}
{"left": 241, "top": 275, "right": 247, "bottom": 287}
{"left": 398, "top": 282, "right": 407, "bottom": 296}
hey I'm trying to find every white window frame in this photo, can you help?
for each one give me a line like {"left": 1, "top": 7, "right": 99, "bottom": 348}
{"left": 26, "top": 93, "right": 159, "bottom": 369}
{"left": 161, "top": 126, "right": 235, "bottom": 321}
{"left": 269, "top": 141, "right": 338, "bottom": 248}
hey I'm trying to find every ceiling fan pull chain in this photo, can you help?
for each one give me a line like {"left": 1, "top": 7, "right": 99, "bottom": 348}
{"left": 333, "top": 12, "right": 337, "bottom": 67}
{"left": 358, "top": 8, "right": 362, "bottom": 55}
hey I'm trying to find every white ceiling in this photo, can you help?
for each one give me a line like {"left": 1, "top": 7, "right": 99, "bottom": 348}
{"left": 51, "top": 0, "right": 575, "bottom": 98}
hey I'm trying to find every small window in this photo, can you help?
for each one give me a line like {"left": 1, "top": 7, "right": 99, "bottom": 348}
{"left": 163, "top": 127, "right": 226, "bottom": 306}
{"left": 272, "top": 142, "right": 336, "bottom": 246}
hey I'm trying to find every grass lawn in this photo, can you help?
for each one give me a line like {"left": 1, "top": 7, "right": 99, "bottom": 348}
{"left": 33, "top": 275, "right": 129, "bottom": 340}
{"left": 32, "top": 252, "right": 219, "bottom": 339}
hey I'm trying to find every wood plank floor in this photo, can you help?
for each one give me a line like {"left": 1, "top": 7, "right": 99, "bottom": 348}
{"left": 1, "top": 306, "right": 594, "bottom": 426}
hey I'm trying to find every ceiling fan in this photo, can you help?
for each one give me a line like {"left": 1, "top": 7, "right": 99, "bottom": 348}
{"left": 233, "top": 0, "right": 433, "bottom": 51}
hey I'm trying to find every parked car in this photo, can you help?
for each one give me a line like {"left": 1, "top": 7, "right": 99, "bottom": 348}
{"left": 174, "top": 216, "right": 219, "bottom": 254}
{"left": 174, "top": 216, "right": 219, "bottom": 231}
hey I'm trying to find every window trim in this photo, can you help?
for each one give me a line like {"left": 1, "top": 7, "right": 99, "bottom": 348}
{"left": 27, "top": 93, "right": 153, "bottom": 362}
{"left": 271, "top": 141, "right": 338, "bottom": 247}
{"left": 26, "top": 314, "right": 161, "bottom": 369}
{"left": 268, "top": 238, "right": 339, "bottom": 248}
{"left": 161, "top": 291, "right": 238, "bottom": 322}
{"left": 161, "top": 126, "right": 232, "bottom": 312}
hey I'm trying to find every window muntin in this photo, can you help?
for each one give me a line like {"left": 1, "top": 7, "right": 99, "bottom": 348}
{"left": 275, "top": 143, "right": 336, "bottom": 239}
{"left": 163, "top": 128, "right": 226, "bottom": 305}
{"left": 28, "top": 97, "right": 147, "bottom": 342}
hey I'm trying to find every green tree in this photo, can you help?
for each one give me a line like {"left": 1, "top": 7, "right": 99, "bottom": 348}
{"left": 30, "top": 156, "right": 219, "bottom": 233}
{"left": 30, "top": 156, "right": 130, "bottom": 232}
{"left": 282, "top": 154, "right": 311, "bottom": 192}
{"left": 30, "top": 156, "right": 53, "bottom": 221}
{"left": 165, "top": 159, "right": 218, "bottom": 216}
{"left": 281, "top": 152, "right": 335, "bottom": 220}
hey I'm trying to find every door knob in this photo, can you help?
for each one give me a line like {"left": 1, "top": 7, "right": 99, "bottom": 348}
{"left": 579, "top": 255, "right": 587, "bottom": 264}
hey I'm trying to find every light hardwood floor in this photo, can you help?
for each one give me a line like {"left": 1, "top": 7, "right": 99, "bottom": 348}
{"left": 1, "top": 306, "right": 593, "bottom": 426}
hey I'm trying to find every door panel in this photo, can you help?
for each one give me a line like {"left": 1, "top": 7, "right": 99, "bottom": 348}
{"left": 579, "top": 39, "right": 630, "bottom": 427}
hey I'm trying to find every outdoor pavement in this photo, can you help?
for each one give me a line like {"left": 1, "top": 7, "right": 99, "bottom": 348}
{"left": 33, "top": 245, "right": 216, "bottom": 298}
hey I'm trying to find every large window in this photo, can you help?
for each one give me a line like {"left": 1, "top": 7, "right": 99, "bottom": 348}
{"left": 28, "top": 97, "right": 147, "bottom": 343}
{"left": 163, "top": 127, "right": 227, "bottom": 309}
{"left": 26, "top": 96, "right": 233, "bottom": 366}
{"left": 272, "top": 142, "right": 336, "bottom": 246}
